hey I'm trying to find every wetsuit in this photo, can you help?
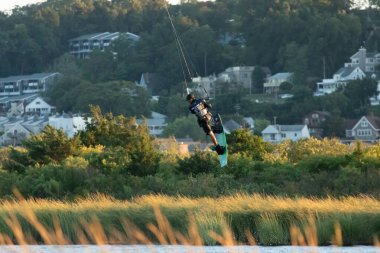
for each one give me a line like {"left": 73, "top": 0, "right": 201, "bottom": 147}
{"left": 188, "top": 98, "right": 213, "bottom": 135}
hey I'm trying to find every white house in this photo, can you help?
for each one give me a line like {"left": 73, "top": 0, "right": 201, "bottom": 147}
{"left": 262, "top": 124, "right": 310, "bottom": 143}
{"left": 69, "top": 32, "right": 140, "bottom": 59}
{"left": 0, "top": 114, "right": 89, "bottom": 146}
{"left": 0, "top": 124, "right": 32, "bottom": 146}
{"left": 0, "top": 116, "right": 49, "bottom": 145}
{"left": 25, "top": 97, "right": 55, "bottom": 115}
{"left": 344, "top": 116, "right": 380, "bottom": 143}
{"left": 317, "top": 47, "right": 380, "bottom": 94}
{"left": 317, "top": 66, "right": 366, "bottom": 94}
{"left": 263, "top": 72, "right": 294, "bottom": 94}
{"left": 137, "top": 112, "right": 167, "bottom": 137}
{"left": 48, "top": 114, "right": 89, "bottom": 138}
{"left": 0, "top": 73, "right": 60, "bottom": 96}
{"left": 7, "top": 102, "right": 25, "bottom": 117}
{"left": 223, "top": 66, "right": 255, "bottom": 90}
{"left": 191, "top": 75, "right": 217, "bottom": 98}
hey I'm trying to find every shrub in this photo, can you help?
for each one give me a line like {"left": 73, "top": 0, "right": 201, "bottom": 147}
{"left": 177, "top": 151, "right": 219, "bottom": 175}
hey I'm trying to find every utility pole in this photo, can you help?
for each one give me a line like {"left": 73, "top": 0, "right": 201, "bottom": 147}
{"left": 323, "top": 56, "right": 326, "bottom": 79}
{"left": 204, "top": 51, "right": 207, "bottom": 76}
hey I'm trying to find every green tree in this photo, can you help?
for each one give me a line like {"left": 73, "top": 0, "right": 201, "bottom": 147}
{"left": 79, "top": 106, "right": 160, "bottom": 176}
{"left": 163, "top": 116, "right": 205, "bottom": 141}
{"left": 343, "top": 78, "right": 378, "bottom": 116}
{"left": 81, "top": 49, "right": 116, "bottom": 82}
{"left": 279, "top": 81, "right": 293, "bottom": 93}
{"left": 227, "top": 129, "right": 270, "bottom": 160}
{"left": 23, "top": 125, "right": 81, "bottom": 165}
{"left": 251, "top": 66, "right": 266, "bottom": 93}
{"left": 321, "top": 114, "right": 345, "bottom": 138}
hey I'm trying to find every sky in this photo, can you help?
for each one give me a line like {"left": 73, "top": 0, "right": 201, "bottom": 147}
{"left": 0, "top": 0, "right": 191, "bottom": 12}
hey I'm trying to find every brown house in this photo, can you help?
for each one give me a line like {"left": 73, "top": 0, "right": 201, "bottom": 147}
{"left": 303, "top": 111, "right": 330, "bottom": 138}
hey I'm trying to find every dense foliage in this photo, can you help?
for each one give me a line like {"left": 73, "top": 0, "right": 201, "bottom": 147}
{"left": 1, "top": 118, "right": 380, "bottom": 199}
{"left": 1, "top": 0, "right": 380, "bottom": 128}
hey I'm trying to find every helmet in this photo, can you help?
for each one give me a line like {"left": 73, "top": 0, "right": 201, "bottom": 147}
{"left": 186, "top": 93, "right": 195, "bottom": 101}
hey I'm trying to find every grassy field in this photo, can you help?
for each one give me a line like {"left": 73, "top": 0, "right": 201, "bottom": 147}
{"left": 0, "top": 193, "right": 379, "bottom": 246}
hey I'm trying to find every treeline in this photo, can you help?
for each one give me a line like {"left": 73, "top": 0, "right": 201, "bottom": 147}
{"left": 0, "top": 107, "right": 379, "bottom": 200}
{"left": 3, "top": 0, "right": 380, "bottom": 83}
{"left": 2, "top": 0, "right": 380, "bottom": 134}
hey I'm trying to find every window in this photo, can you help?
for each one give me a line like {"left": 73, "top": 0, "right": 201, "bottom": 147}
{"left": 270, "top": 134, "right": 275, "bottom": 140}
{"left": 36, "top": 101, "right": 40, "bottom": 105}
{"left": 281, "top": 133, "right": 286, "bottom": 138}
{"left": 357, "top": 129, "right": 372, "bottom": 136}
{"left": 294, "top": 133, "right": 298, "bottom": 137}
{"left": 361, "top": 120, "right": 368, "bottom": 127}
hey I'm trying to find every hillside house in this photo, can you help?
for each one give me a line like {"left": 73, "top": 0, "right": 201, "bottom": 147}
{"left": 0, "top": 94, "right": 38, "bottom": 115}
{"left": 48, "top": 114, "right": 89, "bottom": 138}
{"left": 191, "top": 66, "right": 271, "bottom": 95}
{"left": 69, "top": 32, "right": 140, "bottom": 59}
{"left": 303, "top": 111, "right": 330, "bottom": 138}
{"left": 223, "top": 119, "right": 242, "bottom": 134}
{"left": 137, "top": 112, "right": 167, "bottom": 137}
{"left": 137, "top": 73, "right": 166, "bottom": 96}
{"left": 25, "top": 97, "right": 55, "bottom": 115}
{"left": 0, "top": 73, "right": 60, "bottom": 97}
{"left": 191, "top": 75, "right": 217, "bottom": 98}
{"left": 344, "top": 116, "right": 380, "bottom": 143}
{"left": 262, "top": 124, "right": 310, "bottom": 143}
{"left": 0, "top": 116, "right": 48, "bottom": 146}
{"left": 263, "top": 72, "right": 294, "bottom": 94}
{"left": 317, "top": 47, "right": 380, "bottom": 94}
{"left": 0, "top": 114, "right": 89, "bottom": 146}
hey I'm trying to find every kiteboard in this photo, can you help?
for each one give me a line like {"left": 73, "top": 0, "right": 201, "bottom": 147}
{"left": 211, "top": 114, "right": 228, "bottom": 167}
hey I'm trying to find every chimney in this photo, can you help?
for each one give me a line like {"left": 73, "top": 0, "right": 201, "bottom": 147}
{"left": 358, "top": 47, "right": 366, "bottom": 72}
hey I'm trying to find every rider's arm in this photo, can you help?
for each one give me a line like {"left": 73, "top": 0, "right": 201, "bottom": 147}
{"left": 202, "top": 99, "right": 212, "bottom": 109}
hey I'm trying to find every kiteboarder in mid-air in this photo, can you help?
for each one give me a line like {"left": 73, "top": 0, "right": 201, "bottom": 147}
{"left": 187, "top": 93, "right": 226, "bottom": 155}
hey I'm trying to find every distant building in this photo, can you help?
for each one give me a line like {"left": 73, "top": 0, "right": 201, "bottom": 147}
{"left": 69, "top": 32, "right": 140, "bottom": 59}
{"left": 263, "top": 72, "right": 294, "bottom": 94}
{"left": 191, "top": 75, "right": 217, "bottom": 98}
{"left": 25, "top": 97, "right": 55, "bottom": 115}
{"left": 344, "top": 116, "right": 380, "bottom": 143}
{"left": 137, "top": 112, "right": 167, "bottom": 137}
{"left": 303, "top": 111, "right": 330, "bottom": 138}
{"left": 243, "top": 117, "right": 255, "bottom": 132}
{"left": 7, "top": 102, "right": 24, "bottom": 117}
{"left": 0, "top": 73, "right": 60, "bottom": 97}
{"left": 0, "top": 115, "right": 48, "bottom": 146}
{"left": 48, "top": 114, "right": 89, "bottom": 138}
{"left": 0, "top": 114, "right": 89, "bottom": 145}
{"left": 223, "top": 119, "right": 242, "bottom": 134}
{"left": 192, "top": 66, "right": 271, "bottom": 95}
{"left": 317, "top": 66, "right": 366, "bottom": 94}
{"left": 317, "top": 47, "right": 380, "bottom": 94}
{"left": 223, "top": 66, "right": 255, "bottom": 90}
{"left": 262, "top": 124, "right": 310, "bottom": 143}
{"left": 0, "top": 94, "right": 38, "bottom": 116}
{"left": 137, "top": 73, "right": 166, "bottom": 96}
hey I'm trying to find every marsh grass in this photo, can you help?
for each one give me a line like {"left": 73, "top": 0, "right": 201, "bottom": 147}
{"left": 0, "top": 193, "right": 378, "bottom": 249}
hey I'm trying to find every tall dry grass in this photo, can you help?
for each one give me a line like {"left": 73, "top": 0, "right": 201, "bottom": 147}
{"left": 0, "top": 193, "right": 378, "bottom": 249}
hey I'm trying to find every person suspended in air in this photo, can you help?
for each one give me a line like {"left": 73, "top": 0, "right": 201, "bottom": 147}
{"left": 186, "top": 93, "right": 226, "bottom": 155}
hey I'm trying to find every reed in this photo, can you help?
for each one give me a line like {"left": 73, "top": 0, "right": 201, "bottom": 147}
{"left": 0, "top": 193, "right": 378, "bottom": 247}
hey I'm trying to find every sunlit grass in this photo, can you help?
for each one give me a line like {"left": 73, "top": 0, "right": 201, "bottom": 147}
{"left": 0, "top": 193, "right": 378, "bottom": 248}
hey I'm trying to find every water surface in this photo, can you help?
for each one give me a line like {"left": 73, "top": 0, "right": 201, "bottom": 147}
{"left": 0, "top": 245, "right": 378, "bottom": 253}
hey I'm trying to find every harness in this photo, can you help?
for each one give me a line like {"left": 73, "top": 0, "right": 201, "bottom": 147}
{"left": 190, "top": 99, "right": 212, "bottom": 121}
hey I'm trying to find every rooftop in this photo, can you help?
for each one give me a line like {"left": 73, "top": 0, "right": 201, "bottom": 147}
{"left": 0, "top": 73, "right": 60, "bottom": 83}
{"left": 70, "top": 32, "right": 140, "bottom": 42}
